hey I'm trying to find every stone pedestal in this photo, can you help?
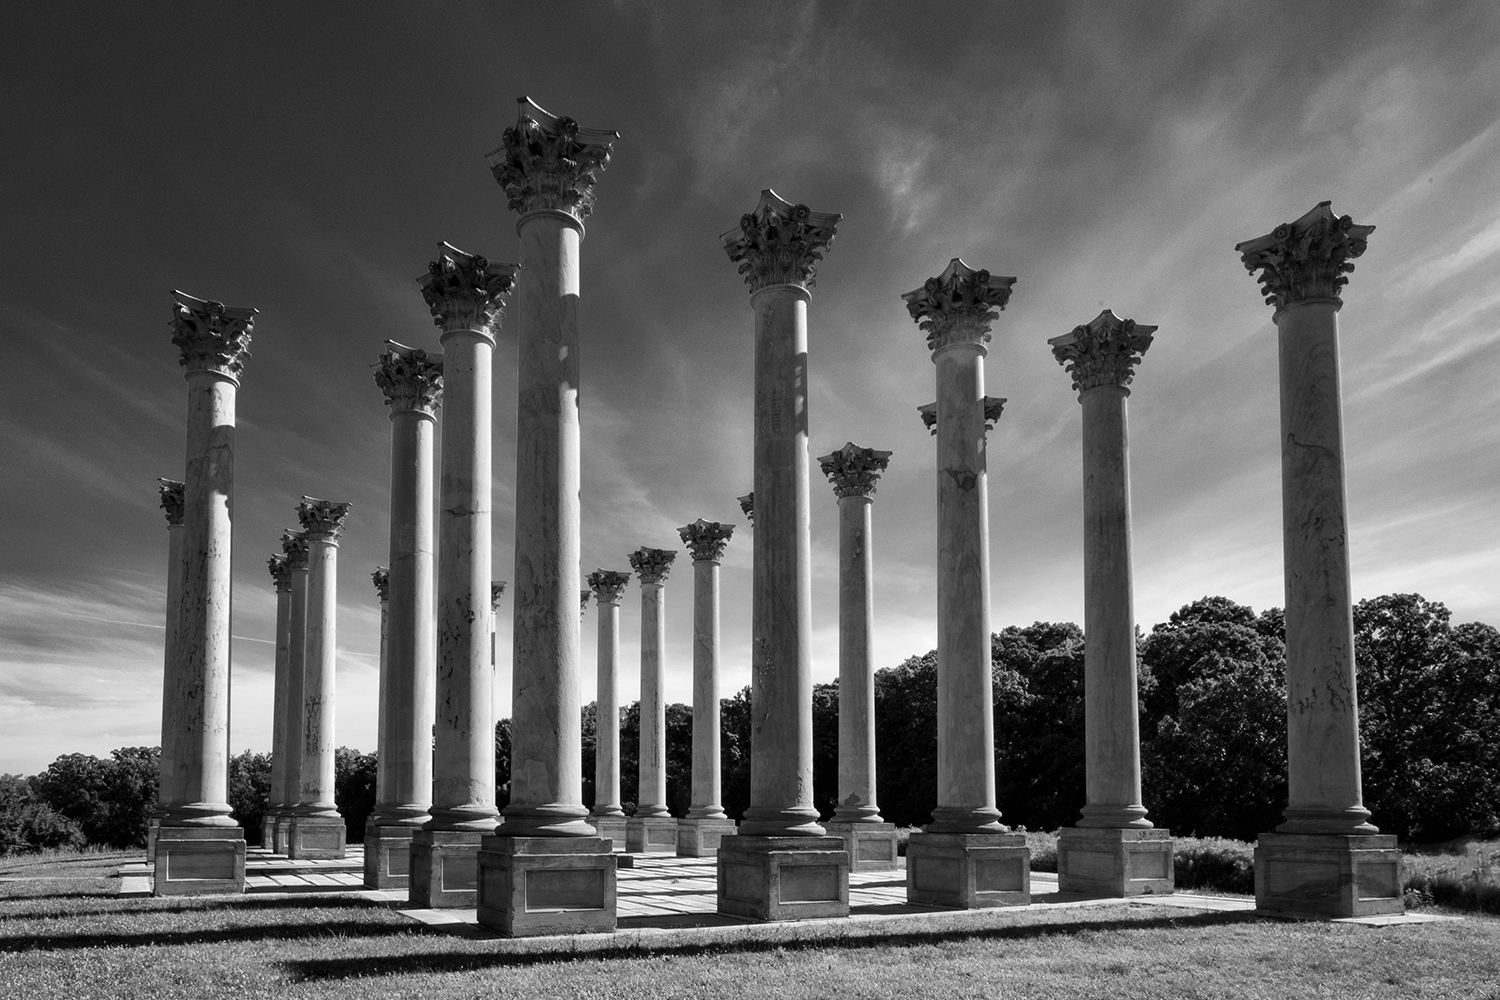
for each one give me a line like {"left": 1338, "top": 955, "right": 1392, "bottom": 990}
{"left": 410, "top": 829, "right": 483, "bottom": 908}
{"left": 906, "top": 832, "right": 1030, "bottom": 909}
{"left": 824, "top": 821, "right": 899, "bottom": 872}
{"left": 363, "top": 823, "right": 414, "bottom": 889}
{"left": 592, "top": 816, "right": 627, "bottom": 850}
{"left": 677, "top": 817, "right": 737, "bottom": 857}
{"left": 477, "top": 836, "right": 616, "bottom": 937}
{"left": 1057, "top": 827, "right": 1173, "bottom": 896}
{"left": 718, "top": 836, "right": 850, "bottom": 921}
{"left": 626, "top": 815, "right": 679, "bottom": 854}
{"left": 288, "top": 815, "right": 346, "bottom": 859}
{"left": 273, "top": 815, "right": 292, "bottom": 855}
{"left": 259, "top": 816, "right": 276, "bottom": 851}
{"left": 1255, "top": 833, "right": 1402, "bottom": 918}
{"left": 153, "top": 826, "right": 247, "bottom": 896}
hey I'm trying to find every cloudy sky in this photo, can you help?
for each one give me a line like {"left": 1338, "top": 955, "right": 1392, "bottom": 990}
{"left": 2, "top": 3, "right": 1498, "bottom": 775}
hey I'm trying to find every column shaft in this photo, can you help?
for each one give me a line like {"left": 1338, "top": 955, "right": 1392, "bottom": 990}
{"left": 931, "top": 344, "right": 1000, "bottom": 833}
{"left": 501, "top": 211, "right": 589, "bottom": 837}
{"left": 1079, "top": 386, "right": 1148, "bottom": 826}
{"left": 299, "top": 539, "right": 339, "bottom": 816}
{"left": 638, "top": 582, "right": 669, "bottom": 818}
{"left": 283, "top": 566, "right": 309, "bottom": 810}
{"left": 594, "top": 599, "right": 623, "bottom": 817}
{"left": 833, "top": 496, "right": 879, "bottom": 823}
{"left": 267, "top": 580, "right": 292, "bottom": 815}
{"left": 1275, "top": 301, "right": 1372, "bottom": 833}
{"left": 689, "top": 558, "right": 726, "bottom": 819}
{"left": 158, "top": 522, "right": 185, "bottom": 808}
{"left": 374, "top": 594, "right": 390, "bottom": 809}
{"left": 433, "top": 330, "right": 496, "bottom": 831}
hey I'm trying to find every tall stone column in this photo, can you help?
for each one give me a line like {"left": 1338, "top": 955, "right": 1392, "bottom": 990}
{"left": 1236, "top": 201, "right": 1401, "bottom": 918}
{"left": 261, "top": 552, "right": 293, "bottom": 852}
{"left": 289, "top": 497, "right": 351, "bottom": 859}
{"left": 149, "top": 479, "right": 185, "bottom": 859}
{"left": 675, "top": 521, "right": 738, "bottom": 858}
{"left": 586, "top": 569, "right": 630, "bottom": 849}
{"left": 368, "top": 343, "right": 442, "bottom": 889}
{"left": 627, "top": 547, "right": 678, "bottom": 854}
{"left": 1049, "top": 310, "right": 1173, "bottom": 896}
{"left": 716, "top": 189, "right": 849, "bottom": 921}
{"left": 275, "top": 530, "right": 309, "bottom": 854}
{"left": 153, "top": 291, "right": 252, "bottom": 896}
{"left": 409, "top": 244, "right": 517, "bottom": 909}
{"left": 818, "top": 444, "right": 899, "bottom": 871}
{"left": 477, "top": 97, "right": 618, "bottom": 936}
{"left": 372, "top": 567, "right": 390, "bottom": 826}
{"left": 901, "top": 258, "right": 1029, "bottom": 908}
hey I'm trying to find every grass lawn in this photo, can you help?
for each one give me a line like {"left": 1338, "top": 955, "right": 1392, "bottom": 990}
{"left": 3, "top": 851, "right": 1499, "bottom": 999}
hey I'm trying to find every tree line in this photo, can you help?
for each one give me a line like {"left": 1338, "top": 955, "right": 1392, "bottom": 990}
{"left": 4, "top": 592, "right": 1496, "bottom": 855}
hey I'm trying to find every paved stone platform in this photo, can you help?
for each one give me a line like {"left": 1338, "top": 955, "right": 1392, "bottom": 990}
{"left": 119, "top": 845, "right": 366, "bottom": 897}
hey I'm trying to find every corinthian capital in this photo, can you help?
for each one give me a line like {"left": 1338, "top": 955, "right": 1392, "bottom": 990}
{"left": 902, "top": 258, "right": 1015, "bottom": 353}
{"left": 157, "top": 477, "right": 184, "bottom": 526}
{"left": 374, "top": 341, "right": 443, "bottom": 413}
{"left": 629, "top": 546, "right": 676, "bottom": 585}
{"left": 491, "top": 581, "right": 507, "bottom": 611}
{"left": 486, "top": 97, "right": 618, "bottom": 222}
{"left": 1048, "top": 310, "right": 1157, "bottom": 395}
{"left": 281, "top": 529, "right": 309, "bottom": 572}
{"left": 588, "top": 569, "right": 631, "bottom": 605}
{"left": 722, "top": 189, "right": 842, "bottom": 292}
{"left": 817, "top": 443, "right": 892, "bottom": 499}
{"left": 268, "top": 553, "right": 291, "bottom": 593}
{"left": 1235, "top": 201, "right": 1375, "bottom": 313}
{"left": 296, "top": 497, "right": 352, "bottom": 543}
{"left": 737, "top": 493, "right": 754, "bottom": 525}
{"left": 679, "top": 519, "right": 734, "bottom": 563}
{"left": 371, "top": 567, "right": 389, "bottom": 602}
{"left": 170, "top": 290, "right": 256, "bottom": 380}
{"left": 418, "top": 243, "right": 520, "bottom": 337}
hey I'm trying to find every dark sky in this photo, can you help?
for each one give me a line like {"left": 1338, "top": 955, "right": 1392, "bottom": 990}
{"left": 3, "top": 2, "right": 1498, "bottom": 772}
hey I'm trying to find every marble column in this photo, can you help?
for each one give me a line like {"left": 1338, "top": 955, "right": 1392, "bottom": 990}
{"left": 409, "top": 243, "right": 517, "bottom": 909}
{"left": 1048, "top": 311, "right": 1173, "bottom": 896}
{"left": 261, "top": 552, "right": 293, "bottom": 852}
{"left": 289, "top": 497, "right": 351, "bottom": 859}
{"left": 368, "top": 343, "right": 442, "bottom": 889}
{"left": 627, "top": 547, "right": 678, "bottom": 854}
{"left": 277, "top": 529, "right": 309, "bottom": 855}
{"left": 675, "top": 521, "right": 738, "bottom": 858}
{"left": 154, "top": 292, "right": 253, "bottom": 895}
{"left": 1236, "top": 201, "right": 1401, "bottom": 918}
{"left": 586, "top": 569, "right": 630, "bottom": 848}
{"left": 372, "top": 568, "right": 390, "bottom": 830}
{"left": 478, "top": 97, "right": 618, "bottom": 936}
{"left": 149, "top": 479, "right": 185, "bottom": 859}
{"left": 817, "top": 444, "right": 899, "bottom": 871}
{"left": 901, "top": 258, "right": 1029, "bottom": 908}
{"left": 716, "top": 189, "right": 849, "bottom": 921}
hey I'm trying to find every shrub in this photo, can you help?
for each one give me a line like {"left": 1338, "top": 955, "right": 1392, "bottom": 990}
{"left": 1024, "top": 829, "right": 1059, "bottom": 873}
{"left": 1403, "top": 842, "right": 1500, "bottom": 914}
{"left": 0, "top": 774, "right": 86, "bottom": 855}
{"left": 1171, "top": 836, "right": 1256, "bottom": 894}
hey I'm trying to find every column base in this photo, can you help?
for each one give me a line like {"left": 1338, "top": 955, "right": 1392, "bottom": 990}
{"left": 906, "top": 832, "right": 1030, "bottom": 908}
{"left": 717, "top": 835, "right": 850, "bottom": 921}
{"left": 146, "top": 817, "right": 160, "bottom": 858}
{"left": 589, "top": 814, "right": 627, "bottom": 850}
{"left": 824, "top": 821, "right": 898, "bottom": 871}
{"left": 363, "top": 823, "right": 416, "bottom": 889}
{"left": 288, "top": 814, "right": 347, "bottom": 859}
{"left": 626, "top": 814, "right": 678, "bottom": 853}
{"left": 1057, "top": 827, "right": 1173, "bottom": 896}
{"left": 1255, "top": 832, "right": 1403, "bottom": 918}
{"left": 152, "top": 826, "right": 246, "bottom": 896}
{"left": 677, "top": 817, "right": 737, "bottom": 857}
{"left": 409, "top": 829, "right": 483, "bottom": 908}
{"left": 476, "top": 836, "right": 617, "bottom": 937}
{"left": 259, "top": 814, "right": 276, "bottom": 852}
{"left": 273, "top": 814, "right": 293, "bottom": 855}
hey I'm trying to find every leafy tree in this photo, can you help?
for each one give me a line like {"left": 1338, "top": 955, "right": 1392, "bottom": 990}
{"left": 0, "top": 773, "right": 85, "bottom": 855}
{"left": 873, "top": 651, "right": 937, "bottom": 829}
{"left": 99, "top": 746, "right": 159, "bottom": 848}
{"left": 720, "top": 686, "right": 752, "bottom": 821}
{"left": 580, "top": 701, "right": 598, "bottom": 811}
{"left": 29, "top": 753, "right": 108, "bottom": 842}
{"left": 227, "top": 750, "right": 271, "bottom": 843}
{"left": 812, "top": 680, "right": 840, "bottom": 820}
{"left": 665, "top": 702, "right": 693, "bottom": 817}
{"left": 993, "top": 622, "right": 1086, "bottom": 831}
{"left": 334, "top": 747, "right": 377, "bottom": 841}
{"left": 494, "top": 717, "right": 512, "bottom": 812}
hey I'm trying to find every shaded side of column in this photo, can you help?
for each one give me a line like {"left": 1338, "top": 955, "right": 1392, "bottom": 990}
{"left": 152, "top": 479, "right": 185, "bottom": 857}
{"left": 264, "top": 552, "right": 292, "bottom": 850}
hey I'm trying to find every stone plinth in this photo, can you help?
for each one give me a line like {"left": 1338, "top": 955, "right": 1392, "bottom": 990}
{"left": 152, "top": 826, "right": 247, "bottom": 896}
{"left": 823, "top": 821, "right": 899, "bottom": 872}
{"left": 1057, "top": 827, "right": 1173, "bottom": 896}
{"left": 410, "top": 829, "right": 483, "bottom": 908}
{"left": 591, "top": 816, "right": 627, "bottom": 850}
{"left": 363, "top": 823, "right": 414, "bottom": 889}
{"left": 1255, "top": 833, "right": 1402, "bottom": 918}
{"left": 477, "top": 836, "right": 617, "bottom": 937}
{"left": 288, "top": 815, "right": 345, "bottom": 859}
{"left": 626, "top": 815, "right": 679, "bottom": 854}
{"left": 906, "top": 832, "right": 1030, "bottom": 909}
{"left": 273, "top": 815, "right": 292, "bottom": 855}
{"left": 677, "top": 817, "right": 737, "bottom": 858}
{"left": 717, "top": 836, "right": 850, "bottom": 921}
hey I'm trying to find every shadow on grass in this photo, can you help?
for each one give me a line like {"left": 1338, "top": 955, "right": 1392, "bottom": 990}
{"left": 0, "top": 893, "right": 392, "bottom": 924}
{"left": 285, "top": 909, "right": 1262, "bottom": 981}
{"left": 0, "top": 916, "right": 436, "bottom": 952}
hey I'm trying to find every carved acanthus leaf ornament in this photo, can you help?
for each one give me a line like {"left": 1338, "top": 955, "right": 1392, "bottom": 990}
{"left": 629, "top": 546, "right": 677, "bottom": 585}
{"left": 679, "top": 519, "right": 735, "bottom": 563}
{"left": 902, "top": 258, "right": 1015, "bottom": 353}
{"left": 587, "top": 569, "right": 632, "bottom": 605}
{"left": 917, "top": 398, "right": 1006, "bottom": 435}
{"left": 157, "top": 477, "right": 185, "bottom": 526}
{"left": 722, "top": 189, "right": 842, "bottom": 292}
{"left": 170, "top": 290, "right": 256, "bottom": 379}
{"left": 296, "top": 497, "right": 352, "bottom": 543}
{"left": 487, "top": 97, "right": 618, "bottom": 221}
{"left": 1048, "top": 310, "right": 1157, "bottom": 395}
{"left": 490, "top": 581, "right": 507, "bottom": 611}
{"left": 737, "top": 493, "right": 754, "bottom": 525}
{"left": 371, "top": 567, "right": 389, "bottom": 602}
{"left": 1235, "top": 201, "right": 1375, "bottom": 313}
{"left": 374, "top": 342, "right": 443, "bottom": 413}
{"left": 281, "top": 529, "right": 310, "bottom": 572}
{"left": 268, "top": 553, "right": 291, "bottom": 592}
{"left": 418, "top": 243, "right": 519, "bottom": 337}
{"left": 817, "top": 443, "right": 892, "bottom": 499}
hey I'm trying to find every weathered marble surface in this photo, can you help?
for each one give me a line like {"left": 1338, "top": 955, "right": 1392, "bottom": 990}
{"left": 681, "top": 523, "right": 733, "bottom": 835}
{"left": 587, "top": 570, "right": 630, "bottom": 826}
{"left": 630, "top": 548, "right": 675, "bottom": 825}
{"left": 264, "top": 554, "right": 292, "bottom": 847}
{"left": 1057, "top": 827, "right": 1172, "bottom": 896}
{"left": 280, "top": 532, "right": 310, "bottom": 829}
{"left": 154, "top": 480, "right": 185, "bottom": 851}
